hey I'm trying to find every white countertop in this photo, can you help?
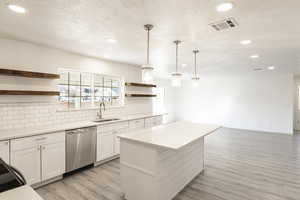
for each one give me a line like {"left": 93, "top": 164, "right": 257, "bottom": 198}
{"left": 0, "top": 186, "right": 43, "bottom": 200}
{"left": 0, "top": 113, "right": 165, "bottom": 141}
{"left": 118, "top": 121, "right": 220, "bottom": 150}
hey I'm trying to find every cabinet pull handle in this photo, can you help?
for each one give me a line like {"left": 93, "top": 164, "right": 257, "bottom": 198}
{"left": 35, "top": 137, "right": 47, "bottom": 141}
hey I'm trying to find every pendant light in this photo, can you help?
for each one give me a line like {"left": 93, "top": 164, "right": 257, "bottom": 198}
{"left": 171, "top": 40, "right": 183, "bottom": 87}
{"left": 192, "top": 50, "right": 200, "bottom": 87}
{"left": 142, "top": 24, "right": 155, "bottom": 83}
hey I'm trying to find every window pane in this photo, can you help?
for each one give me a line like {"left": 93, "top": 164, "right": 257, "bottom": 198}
{"left": 69, "top": 72, "right": 80, "bottom": 85}
{"left": 94, "top": 96, "right": 104, "bottom": 102}
{"left": 94, "top": 74, "right": 103, "bottom": 87}
{"left": 69, "top": 85, "right": 80, "bottom": 97}
{"left": 82, "top": 86, "right": 92, "bottom": 97}
{"left": 103, "top": 96, "right": 111, "bottom": 103}
{"left": 112, "top": 87, "right": 120, "bottom": 97}
{"left": 58, "top": 85, "right": 68, "bottom": 97}
{"left": 59, "top": 96, "right": 69, "bottom": 102}
{"left": 59, "top": 72, "right": 68, "bottom": 85}
{"left": 104, "top": 78, "right": 112, "bottom": 87}
{"left": 103, "top": 87, "right": 112, "bottom": 97}
{"left": 112, "top": 80, "right": 119, "bottom": 88}
{"left": 69, "top": 97, "right": 81, "bottom": 109}
{"left": 81, "top": 96, "right": 91, "bottom": 102}
{"left": 94, "top": 87, "right": 103, "bottom": 97}
{"left": 81, "top": 73, "right": 92, "bottom": 86}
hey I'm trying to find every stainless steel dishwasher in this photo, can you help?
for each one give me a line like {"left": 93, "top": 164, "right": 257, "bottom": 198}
{"left": 66, "top": 126, "right": 97, "bottom": 172}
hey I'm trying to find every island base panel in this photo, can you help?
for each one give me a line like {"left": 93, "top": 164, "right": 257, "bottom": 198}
{"left": 120, "top": 138, "right": 204, "bottom": 200}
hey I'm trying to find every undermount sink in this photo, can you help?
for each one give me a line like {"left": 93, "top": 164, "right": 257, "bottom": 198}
{"left": 93, "top": 118, "right": 120, "bottom": 123}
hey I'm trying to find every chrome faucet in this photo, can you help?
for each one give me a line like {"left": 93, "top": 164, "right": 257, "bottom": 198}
{"left": 97, "top": 101, "right": 106, "bottom": 119}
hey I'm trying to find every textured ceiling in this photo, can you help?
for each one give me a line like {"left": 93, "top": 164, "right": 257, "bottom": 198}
{"left": 1, "top": 0, "right": 300, "bottom": 79}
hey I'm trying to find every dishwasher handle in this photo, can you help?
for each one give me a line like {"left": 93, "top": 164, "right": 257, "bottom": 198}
{"left": 66, "top": 127, "right": 96, "bottom": 135}
{"left": 67, "top": 130, "right": 82, "bottom": 135}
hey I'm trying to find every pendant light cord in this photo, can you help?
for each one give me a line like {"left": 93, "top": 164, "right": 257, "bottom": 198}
{"left": 147, "top": 28, "right": 150, "bottom": 65}
{"left": 174, "top": 40, "right": 181, "bottom": 73}
{"left": 144, "top": 24, "right": 153, "bottom": 66}
{"left": 176, "top": 43, "right": 178, "bottom": 72}
{"left": 193, "top": 50, "right": 199, "bottom": 77}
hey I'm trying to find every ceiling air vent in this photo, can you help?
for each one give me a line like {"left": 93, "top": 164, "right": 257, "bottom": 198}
{"left": 209, "top": 17, "right": 238, "bottom": 31}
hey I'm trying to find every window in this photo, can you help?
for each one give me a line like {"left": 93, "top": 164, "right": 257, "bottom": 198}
{"left": 58, "top": 69, "right": 123, "bottom": 109}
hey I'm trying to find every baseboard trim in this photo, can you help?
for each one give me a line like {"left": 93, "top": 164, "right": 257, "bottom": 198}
{"left": 31, "top": 175, "right": 63, "bottom": 189}
{"left": 94, "top": 155, "right": 120, "bottom": 166}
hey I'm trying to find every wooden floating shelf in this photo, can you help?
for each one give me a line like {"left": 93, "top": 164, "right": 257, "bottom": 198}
{"left": 0, "top": 90, "right": 60, "bottom": 96}
{"left": 125, "top": 94, "right": 157, "bottom": 97}
{"left": 0, "top": 68, "right": 60, "bottom": 79}
{"left": 125, "top": 82, "right": 156, "bottom": 88}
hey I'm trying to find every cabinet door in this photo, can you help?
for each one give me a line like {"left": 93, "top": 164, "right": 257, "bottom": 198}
{"left": 11, "top": 147, "right": 41, "bottom": 185}
{"left": 97, "top": 132, "right": 114, "bottom": 161}
{"left": 0, "top": 141, "right": 10, "bottom": 164}
{"left": 155, "top": 116, "right": 163, "bottom": 126}
{"left": 145, "top": 117, "right": 154, "bottom": 128}
{"left": 114, "top": 131, "right": 120, "bottom": 155}
{"left": 41, "top": 142, "right": 65, "bottom": 181}
{"left": 129, "top": 119, "right": 145, "bottom": 131}
{"left": 114, "top": 128, "right": 127, "bottom": 155}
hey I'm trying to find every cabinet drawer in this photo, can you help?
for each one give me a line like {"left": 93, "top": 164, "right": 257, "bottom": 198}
{"left": 155, "top": 115, "right": 163, "bottom": 123}
{"left": 11, "top": 131, "right": 65, "bottom": 151}
{"left": 0, "top": 140, "right": 10, "bottom": 164}
{"left": 145, "top": 117, "right": 154, "bottom": 124}
{"left": 98, "top": 121, "right": 129, "bottom": 133}
{"left": 145, "top": 116, "right": 163, "bottom": 128}
{"left": 129, "top": 119, "right": 145, "bottom": 130}
{"left": 112, "top": 121, "right": 129, "bottom": 130}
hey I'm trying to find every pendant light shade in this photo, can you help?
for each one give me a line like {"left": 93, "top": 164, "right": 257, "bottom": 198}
{"left": 192, "top": 50, "right": 200, "bottom": 87}
{"left": 171, "top": 40, "right": 183, "bottom": 87}
{"left": 142, "top": 24, "right": 155, "bottom": 83}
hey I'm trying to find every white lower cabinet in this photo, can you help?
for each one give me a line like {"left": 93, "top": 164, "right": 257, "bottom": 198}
{"left": 11, "top": 131, "right": 65, "bottom": 185}
{"left": 114, "top": 131, "right": 120, "bottom": 155}
{"left": 145, "top": 116, "right": 163, "bottom": 128}
{"left": 0, "top": 140, "right": 10, "bottom": 164}
{"left": 97, "top": 122, "right": 129, "bottom": 162}
{"left": 11, "top": 147, "right": 41, "bottom": 185}
{"left": 128, "top": 119, "right": 145, "bottom": 131}
{"left": 97, "top": 132, "right": 115, "bottom": 161}
{"left": 41, "top": 142, "right": 65, "bottom": 181}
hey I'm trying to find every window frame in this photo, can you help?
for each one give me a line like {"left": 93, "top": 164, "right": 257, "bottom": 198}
{"left": 58, "top": 68, "right": 124, "bottom": 110}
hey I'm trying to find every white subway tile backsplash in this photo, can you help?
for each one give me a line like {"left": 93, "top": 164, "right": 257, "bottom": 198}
{"left": 0, "top": 99, "right": 152, "bottom": 131}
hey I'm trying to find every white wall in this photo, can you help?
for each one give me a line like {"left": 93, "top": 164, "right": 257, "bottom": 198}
{"left": 0, "top": 38, "right": 157, "bottom": 130}
{"left": 175, "top": 74, "right": 294, "bottom": 134}
{"left": 154, "top": 78, "right": 177, "bottom": 123}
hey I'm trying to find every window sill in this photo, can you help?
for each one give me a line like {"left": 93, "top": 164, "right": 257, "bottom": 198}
{"left": 56, "top": 105, "right": 125, "bottom": 112}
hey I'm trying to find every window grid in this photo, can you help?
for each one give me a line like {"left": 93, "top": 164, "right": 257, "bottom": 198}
{"left": 58, "top": 71, "right": 122, "bottom": 109}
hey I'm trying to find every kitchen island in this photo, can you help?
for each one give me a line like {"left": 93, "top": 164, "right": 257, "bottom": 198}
{"left": 118, "top": 121, "right": 220, "bottom": 200}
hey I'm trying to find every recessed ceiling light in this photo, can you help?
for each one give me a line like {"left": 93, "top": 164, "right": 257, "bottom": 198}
{"left": 250, "top": 54, "right": 259, "bottom": 59}
{"left": 216, "top": 2, "right": 234, "bottom": 12}
{"left": 240, "top": 40, "right": 252, "bottom": 45}
{"left": 268, "top": 66, "right": 275, "bottom": 70}
{"left": 182, "top": 64, "right": 187, "bottom": 68}
{"left": 8, "top": 4, "right": 26, "bottom": 13}
{"left": 105, "top": 38, "right": 117, "bottom": 43}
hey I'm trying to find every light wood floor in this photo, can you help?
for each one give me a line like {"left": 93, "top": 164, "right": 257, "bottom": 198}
{"left": 36, "top": 128, "right": 300, "bottom": 200}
